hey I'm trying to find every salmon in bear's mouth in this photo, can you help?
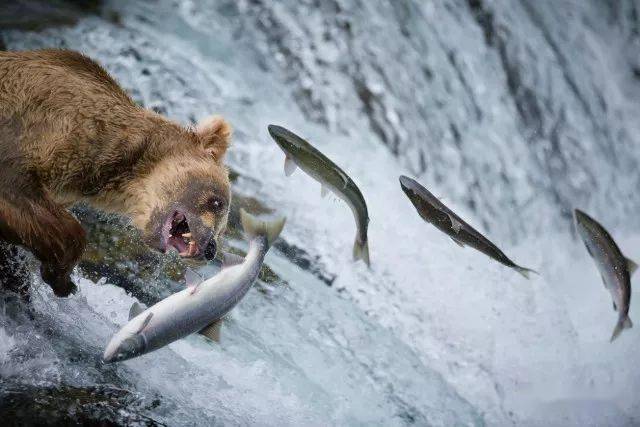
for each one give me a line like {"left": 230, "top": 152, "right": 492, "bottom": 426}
{"left": 162, "top": 210, "right": 199, "bottom": 257}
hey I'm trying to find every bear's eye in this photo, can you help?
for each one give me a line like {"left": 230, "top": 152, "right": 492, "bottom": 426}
{"left": 208, "top": 196, "right": 226, "bottom": 212}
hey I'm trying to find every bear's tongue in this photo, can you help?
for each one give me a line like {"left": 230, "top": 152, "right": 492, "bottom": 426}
{"left": 167, "top": 212, "right": 200, "bottom": 257}
{"left": 168, "top": 235, "right": 191, "bottom": 254}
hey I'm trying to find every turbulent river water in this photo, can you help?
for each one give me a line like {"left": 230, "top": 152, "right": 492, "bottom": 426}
{"left": 1, "top": 0, "right": 640, "bottom": 425}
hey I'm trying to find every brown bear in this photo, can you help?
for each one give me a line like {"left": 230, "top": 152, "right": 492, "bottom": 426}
{"left": 0, "top": 49, "right": 231, "bottom": 297}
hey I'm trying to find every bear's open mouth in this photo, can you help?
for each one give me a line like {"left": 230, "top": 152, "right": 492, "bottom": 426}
{"left": 162, "top": 210, "right": 199, "bottom": 257}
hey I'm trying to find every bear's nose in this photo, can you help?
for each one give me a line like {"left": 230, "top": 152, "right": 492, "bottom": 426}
{"left": 204, "top": 240, "right": 217, "bottom": 260}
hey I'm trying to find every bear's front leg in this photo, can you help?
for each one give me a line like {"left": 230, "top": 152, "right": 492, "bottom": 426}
{"left": 31, "top": 204, "right": 86, "bottom": 297}
{"left": 40, "top": 260, "right": 78, "bottom": 297}
{"left": 0, "top": 186, "right": 86, "bottom": 297}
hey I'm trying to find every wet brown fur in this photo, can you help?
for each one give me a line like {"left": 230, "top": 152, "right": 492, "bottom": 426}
{"left": 0, "top": 49, "right": 231, "bottom": 296}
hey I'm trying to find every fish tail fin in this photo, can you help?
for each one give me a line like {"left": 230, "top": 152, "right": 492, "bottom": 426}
{"left": 240, "top": 209, "right": 286, "bottom": 249}
{"left": 514, "top": 266, "right": 539, "bottom": 280}
{"left": 353, "top": 238, "right": 370, "bottom": 267}
{"left": 610, "top": 316, "right": 633, "bottom": 342}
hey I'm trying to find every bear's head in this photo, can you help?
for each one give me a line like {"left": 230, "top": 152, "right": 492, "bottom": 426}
{"left": 133, "top": 116, "right": 231, "bottom": 261}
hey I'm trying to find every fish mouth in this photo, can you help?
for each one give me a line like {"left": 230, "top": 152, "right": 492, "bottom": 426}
{"left": 573, "top": 209, "right": 591, "bottom": 229}
{"left": 268, "top": 124, "right": 297, "bottom": 151}
{"left": 573, "top": 209, "right": 587, "bottom": 222}
{"left": 102, "top": 350, "right": 124, "bottom": 364}
{"left": 103, "top": 335, "right": 146, "bottom": 364}
{"left": 399, "top": 175, "right": 418, "bottom": 194}
{"left": 267, "top": 124, "right": 287, "bottom": 140}
{"left": 160, "top": 210, "right": 202, "bottom": 258}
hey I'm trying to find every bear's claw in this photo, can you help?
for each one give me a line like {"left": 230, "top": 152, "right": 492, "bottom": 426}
{"left": 40, "top": 264, "right": 77, "bottom": 297}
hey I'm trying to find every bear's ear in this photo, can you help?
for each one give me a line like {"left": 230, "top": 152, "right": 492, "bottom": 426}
{"left": 196, "top": 115, "right": 231, "bottom": 161}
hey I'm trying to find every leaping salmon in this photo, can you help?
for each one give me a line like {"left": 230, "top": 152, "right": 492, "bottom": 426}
{"left": 268, "top": 124, "right": 370, "bottom": 266}
{"left": 399, "top": 175, "right": 537, "bottom": 279}
{"left": 574, "top": 209, "right": 636, "bottom": 342}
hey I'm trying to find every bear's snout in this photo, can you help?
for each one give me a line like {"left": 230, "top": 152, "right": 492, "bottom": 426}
{"left": 204, "top": 240, "right": 217, "bottom": 260}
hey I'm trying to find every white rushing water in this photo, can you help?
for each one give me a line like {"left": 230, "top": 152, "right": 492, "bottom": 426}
{"left": 1, "top": 0, "right": 640, "bottom": 425}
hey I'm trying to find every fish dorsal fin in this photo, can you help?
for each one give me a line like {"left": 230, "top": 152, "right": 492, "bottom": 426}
{"left": 223, "top": 253, "right": 245, "bottom": 268}
{"left": 185, "top": 268, "right": 203, "bottom": 287}
{"left": 135, "top": 312, "right": 153, "bottom": 335}
{"left": 450, "top": 236, "right": 465, "bottom": 248}
{"left": 625, "top": 256, "right": 638, "bottom": 275}
{"left": 185, "top": 268, "right": 204, "bottom": 294}
{"left": 284, "top": 155, "right": 297, "bottom": 176}
{"left": 321, "top": 185, "right": 329, "bottom": 198}
{"left": 447, "top": 213, "right": 462, "bottom": 233}
{"left": 199, "top": 319, "right": 222, "bottom": 343}
{"left": 128, "top": 302, "right": 145, "bottom": 321}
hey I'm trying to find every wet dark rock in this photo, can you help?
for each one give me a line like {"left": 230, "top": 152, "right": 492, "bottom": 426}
{"left": 0, "top": 384, "right": 163, "bottom": 426}
{"left": 0, "top": 1, "right": 102, "bottom": 31}
{"left": 273, "top": 240, "right": 335, "bottom": 286}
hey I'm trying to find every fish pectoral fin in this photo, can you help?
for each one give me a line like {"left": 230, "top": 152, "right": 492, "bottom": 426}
{"left": 624, "top": 317, "right": 633, "bottom": 328}
{"left": 284, "top": 155, "right": 297, "bottom": 177}
{"left": 199, "top": 319, "right": 223, "bottom": 343}
{"left": 321, "top": 185, "right": 329, "bottom": 198}
{"left": 447, "top": 214, "right": 462, "bottom": 233}
{"left": 185, "top": 268, "right": 203, "bottom": 288}
{"left": 600, "top": 274, "right": 607, "bottom": 288}
{"left": 450, "top": 236, "right": 465, "bottom": 248}
{"left": 625, "top": 256, "right": 638, "bottom": 276}
{"left": 584, "top": 243, "right": 594, "bottom": 258}
{"left": 135, "top": 312, "right": 153, "bottom": 335}
{"left": 128, "top": 302, "right": 146, "bottom": 321}
{"left": 222, "top": 252, "right": 245, "bottom": 268}
{"left": 613, "top": 300, "right": 618, "bottom": 311}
